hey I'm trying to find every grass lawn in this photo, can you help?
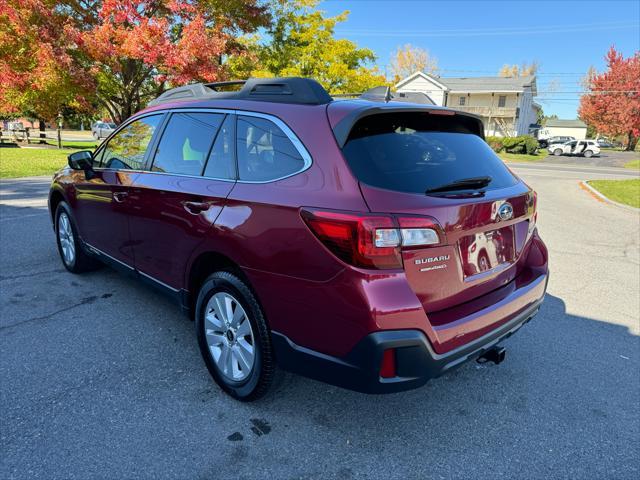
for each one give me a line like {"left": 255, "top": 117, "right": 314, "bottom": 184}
{"left": 588, "top": 179, "right": 640, "bottom": 209}
{"left": 0, "top": 147, "right": 80, "bottom": 178}
{"left": 624, "top": 159, "right": 640, "bottom": 170}
{"left": 498, "top": 151, "right": 549, "bottom": 163}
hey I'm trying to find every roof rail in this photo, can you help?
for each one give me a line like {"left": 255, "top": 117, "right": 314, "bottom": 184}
{"left": 147, "top": 77, "right": 333, "bottom": 107}
{"left": 331, "top": 86, "right": 435, "bottom": 105}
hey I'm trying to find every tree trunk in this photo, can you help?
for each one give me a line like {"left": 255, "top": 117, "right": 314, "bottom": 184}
{"left": 38, "top": 118, "right": 46, "bottom": 144}
{"left": 626, "top": 131, "right": 638, "bottom": 151}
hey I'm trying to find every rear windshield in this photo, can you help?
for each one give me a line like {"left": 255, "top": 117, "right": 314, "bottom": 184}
{"left": 342, "top": 112, "right": 518, "bottom": 194}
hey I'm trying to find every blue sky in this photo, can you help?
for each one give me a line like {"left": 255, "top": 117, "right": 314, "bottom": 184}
{"left": 320, "top": 0, "right": 640, "bottom": 119}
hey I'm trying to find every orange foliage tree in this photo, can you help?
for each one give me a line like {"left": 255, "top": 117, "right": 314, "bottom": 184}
{"left": 579, "top": 47, "right": 640, "bottom": 150}
{"left": 1, "top": 0, "right": 269, "bottom": 123}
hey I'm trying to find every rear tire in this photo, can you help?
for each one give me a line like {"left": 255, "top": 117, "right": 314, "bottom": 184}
{"left": 553, "top": 149, "right": 563, "bottom": 156}
{"left": 584, "top": 150, "right": 593, "bottom": 158}
{"left": 55, "top": 202, "right": 102, "bottom": 273}
{"left": 195, "top": 271, "right": 275, "bottom": 401}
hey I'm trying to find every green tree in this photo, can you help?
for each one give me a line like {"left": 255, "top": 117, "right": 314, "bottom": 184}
{"left": 248, "top": 0, "right": 386, "bottom": 94}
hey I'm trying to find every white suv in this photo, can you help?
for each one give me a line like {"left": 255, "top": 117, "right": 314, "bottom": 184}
{"left": 548, "top": 140, "right": 600, "bottom": 158}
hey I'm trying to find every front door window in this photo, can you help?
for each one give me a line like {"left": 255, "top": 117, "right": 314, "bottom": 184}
{"left": 95, "top": 115, "right": 163, "bottom": 170}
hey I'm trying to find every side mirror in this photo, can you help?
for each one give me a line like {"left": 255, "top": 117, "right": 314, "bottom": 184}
{"left": 68, "top": 150, "right": 93, "bottom": 170}
{"left": 68, "top": 151, "right": 96, "bottom": 179}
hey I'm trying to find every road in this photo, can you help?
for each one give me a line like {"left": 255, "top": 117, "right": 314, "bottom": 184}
{"left": 1, "top": 164, "right": 639, "bottom": 479}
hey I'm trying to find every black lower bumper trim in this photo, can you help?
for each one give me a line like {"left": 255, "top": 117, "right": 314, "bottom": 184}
{"left": 271, "top": 300, "right": 542, "bottom": 394}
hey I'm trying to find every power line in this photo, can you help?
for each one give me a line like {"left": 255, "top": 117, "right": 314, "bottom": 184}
{"left": 337, "top": 21, "right": 638, "bottom": 37}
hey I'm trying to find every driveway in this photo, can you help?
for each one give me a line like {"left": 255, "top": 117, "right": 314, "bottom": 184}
{"left": 1, "top": 166, "right": 639, "bottom": 479}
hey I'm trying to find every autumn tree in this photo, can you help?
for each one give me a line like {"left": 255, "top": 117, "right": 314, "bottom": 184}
{"left": 1, "top": 0, "right": 269, "bottom": 125}
{"left": 579, "top": 47, "right": 640, "bottom": 151}
{"left": 498, "top": 61, "right": 539, "bottom": 77}
{"left": 0, "top": 0, "right": 94, "bottom": 140}
{"left": 79, "top": 0, "right": 270, "bottom": 123}
{"left": 390, "top": 44, "right": 438, "bottom": 83}
{"left": 247, "top": 0, "right": 386, "bottom": 94}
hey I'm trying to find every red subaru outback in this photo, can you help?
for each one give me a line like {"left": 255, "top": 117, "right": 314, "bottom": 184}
{"left": 48, "top": 78, "right": 548, "bottom": 401}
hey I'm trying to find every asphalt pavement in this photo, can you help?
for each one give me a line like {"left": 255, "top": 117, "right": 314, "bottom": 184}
{"left": 1, "top": 164, "right": 639, "bottom": 479}
{"left": 539, "top": 148, "right": 638, "bottom": 168}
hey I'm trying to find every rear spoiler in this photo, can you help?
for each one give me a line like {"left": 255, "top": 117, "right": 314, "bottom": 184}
{"left": 331, "top": 105, "right": 486, "bottom": 148}
{"left": 332, "top": 87, "right": 436, "bottom": 106}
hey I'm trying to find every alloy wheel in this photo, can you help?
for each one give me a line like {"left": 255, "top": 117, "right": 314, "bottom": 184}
{"left": 204, "top": 292, "right": 255, "bottom": 382}
{"left": 58, "top": 212, "right": 76, "bottom": 266}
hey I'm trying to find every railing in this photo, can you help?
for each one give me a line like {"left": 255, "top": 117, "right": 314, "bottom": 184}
{"left": 451, "top": 106, "right": 517, "bottom": 117}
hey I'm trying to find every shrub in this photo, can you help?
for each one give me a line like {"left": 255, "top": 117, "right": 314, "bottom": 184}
{"left": 498, "top": 135, "right": 539, "bottom": 155}
{"left": 523, "top": 135, "right": 538, "bottom": 155}
{"left": 486, "top": 136, "right": 504, "bottom": 152}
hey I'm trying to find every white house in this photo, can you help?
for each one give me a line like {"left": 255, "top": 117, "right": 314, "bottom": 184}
{"left": 537, "top": 119, "right": 588, "bottom": 140}
{"left": 395, "top": 71, "right": 539, "bottom": 137}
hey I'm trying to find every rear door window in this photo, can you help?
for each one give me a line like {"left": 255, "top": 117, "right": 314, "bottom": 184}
{"left": 203, "top": 115, "right": 235, "bottom": 180}
{"left": 236, "top": 115, "right": 306, "bottom": 181}
{"left": 341, "top": 112, "right": 517, "bottom": 194}
{"left": 152, "top": 112, "right": 224, "bottom": 176}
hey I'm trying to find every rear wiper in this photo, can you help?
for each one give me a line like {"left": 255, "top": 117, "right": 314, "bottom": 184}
{"left": 425, "top": 176, "right": 492, "bottom": 194}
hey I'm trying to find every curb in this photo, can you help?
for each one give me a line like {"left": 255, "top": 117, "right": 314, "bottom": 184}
{"left": 579, "top": 180, "right": 639, "bottom": 212}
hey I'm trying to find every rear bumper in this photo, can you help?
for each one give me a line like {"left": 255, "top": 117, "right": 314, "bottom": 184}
{"left": 272, "top": 276, "right": 546, "bottom": 394}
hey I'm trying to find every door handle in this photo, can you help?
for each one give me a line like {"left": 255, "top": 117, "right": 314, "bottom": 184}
{"left": 182, "top": 201, "right": 212, "bottom": 214}
{"left": 113, "top": 192, "right": 128, "bottom": 203}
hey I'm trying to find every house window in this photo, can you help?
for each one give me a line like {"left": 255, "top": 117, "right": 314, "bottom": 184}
{"left": 498, "top": 95, "right": 507, "bottom": 108}
{"left": 458, "top": 96, "right": 466, "bottom": 106}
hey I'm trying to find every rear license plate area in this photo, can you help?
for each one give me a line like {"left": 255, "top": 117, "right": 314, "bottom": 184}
{"left": 458, "top": 226, "right": 515, "bottom": 278}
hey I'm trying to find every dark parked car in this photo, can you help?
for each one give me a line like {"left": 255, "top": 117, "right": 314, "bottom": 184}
{"left": 48, "top": 78, "right": 548, "bottom": 401}
{"left": 596, "top": 138, "right": 615, "bottom": 148}
{"left": 538, "top": 135, "right": 575, "bottom": 148}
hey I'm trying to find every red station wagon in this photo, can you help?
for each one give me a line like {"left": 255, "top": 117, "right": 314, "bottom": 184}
{"left": 49, "top": 78, "right": 548, "bottom": 401}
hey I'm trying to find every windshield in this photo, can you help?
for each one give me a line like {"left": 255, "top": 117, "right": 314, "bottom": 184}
{"left": 342, "top": 112, "right": 518, "bottom": 194}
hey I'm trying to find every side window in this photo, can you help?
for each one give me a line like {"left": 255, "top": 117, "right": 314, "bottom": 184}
{"left": 203, "top": 115, "right": 235, "bottom": 180}
{"left": 498, "top": 95, "right": 507, "bottom": 107}
{"left": 152, "top": 112, "right": 224, "bottom": 176}
{"left": 237, "top": 115, "right": 306, "bottom": 182}
{"left": 458, "top": 96, "right": 466, "bottom": 106}
{"left": 97, "top": 115, "right": 162, "bottom": 170}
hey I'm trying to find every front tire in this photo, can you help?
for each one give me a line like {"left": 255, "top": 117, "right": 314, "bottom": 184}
{"left": 55, "top": 202, "right": 101, "bottom": 273}
{"left": 195, "top": 272, "right": 275, "bottom": 401}
{"left": 553, "top": 148, "right": 563, "bottom": 156}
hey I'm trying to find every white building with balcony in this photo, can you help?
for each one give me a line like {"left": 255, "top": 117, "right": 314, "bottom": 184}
{"left": 395, "top": 71, "right": 540, "bottom": 137}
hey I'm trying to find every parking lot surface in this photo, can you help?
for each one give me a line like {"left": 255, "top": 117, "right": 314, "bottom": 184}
{"left": 1, "top": 165, "right": 639, "bottom": 479}
{"left": 540, "top": 148, "right": 638, "bottom": 168}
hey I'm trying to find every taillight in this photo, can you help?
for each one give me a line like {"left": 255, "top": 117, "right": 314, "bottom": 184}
{"left": 528, "top": 191, "right": 538, "bottom": 236}
{"left": 396, "top": 216, "right": 442, "bottom": 247}
{"left": 301, "top": 208, "right": 444, "bottom": 270}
